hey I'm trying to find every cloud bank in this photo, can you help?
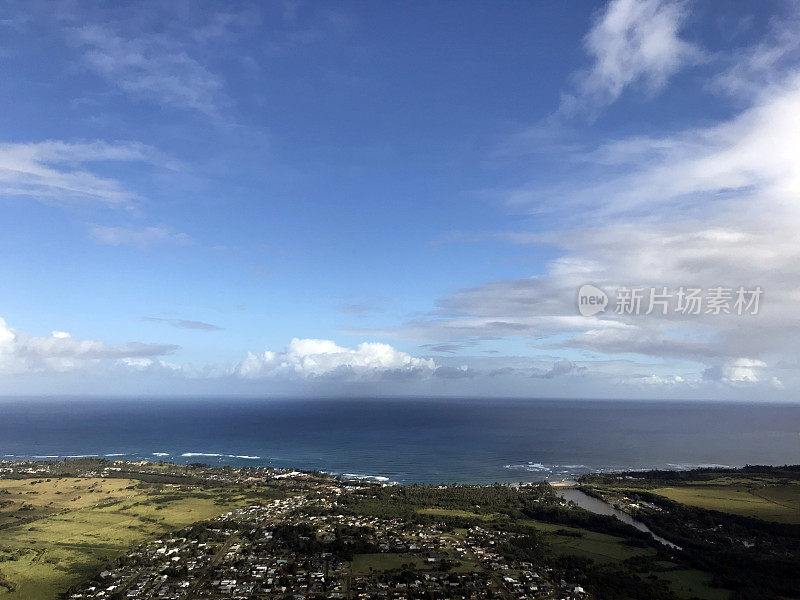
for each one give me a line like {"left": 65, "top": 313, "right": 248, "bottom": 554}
{"left": 0, "top": 316, "right": 439, "bottom": 386}
{"left": 0, "top": 317, "right": 178, "bottom": 374}
{"left": 355, "top": 14, "right": 800, "bottom": 395}
{"left": 236, "top": 338, "right": 436, "bottom": 381}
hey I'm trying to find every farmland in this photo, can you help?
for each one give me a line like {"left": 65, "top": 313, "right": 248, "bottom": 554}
{"left": 649, "top": 481, "right": 800, "bottom": 523}
{"left": 0, "top": 477, "right": 258, "bottom": 599}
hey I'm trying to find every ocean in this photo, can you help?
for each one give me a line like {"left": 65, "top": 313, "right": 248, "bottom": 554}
{"left": 1, "top": 398, "right": 798, "bottom": 483}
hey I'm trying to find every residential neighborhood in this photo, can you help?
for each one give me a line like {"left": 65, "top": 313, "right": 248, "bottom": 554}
{"left": 65, "top": 481, "right": 590, "bottom": 600}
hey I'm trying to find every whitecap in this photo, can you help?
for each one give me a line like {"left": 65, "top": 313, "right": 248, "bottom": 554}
{"left": 342, "top": 473, "right": 390, "bottom": 482}
{"left": 504, "top": 462, "right": 551, "bottom": 472}
{"left": 181, "top": 452, "right": 222, "bottom": 457}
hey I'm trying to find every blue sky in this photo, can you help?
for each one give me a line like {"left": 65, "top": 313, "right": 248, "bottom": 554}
{"left": 1, "top": 0, "right": 799, "bottom": 399}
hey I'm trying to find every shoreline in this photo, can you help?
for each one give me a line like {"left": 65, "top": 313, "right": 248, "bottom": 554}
{"left": 548, "top": 479, "right": 579, "bottom": 488}
{"left": 5, "top": 457, "right": 797, "bottom": 488}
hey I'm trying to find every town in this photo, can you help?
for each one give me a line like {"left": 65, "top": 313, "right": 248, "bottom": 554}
{"left": 1, "top": 459, "right": 798, "bottom": 600}
{"left": 66, "top": 494, "right": 587, "bottom": 600}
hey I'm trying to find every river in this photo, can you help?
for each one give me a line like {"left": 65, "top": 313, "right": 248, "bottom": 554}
{"left": 556, "top": 488, "right": 681, "bottom": 550}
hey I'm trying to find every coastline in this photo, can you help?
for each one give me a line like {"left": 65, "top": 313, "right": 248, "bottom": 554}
{"left": 548, "top": 479, "right": 579, "bottom": 488}
{"left": 3, "top": 398, "right": 798, "bottom": 486}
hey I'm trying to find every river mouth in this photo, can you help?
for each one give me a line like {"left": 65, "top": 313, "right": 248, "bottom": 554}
{"left": 556, "top": 488, "right": 681, "bottom": 550}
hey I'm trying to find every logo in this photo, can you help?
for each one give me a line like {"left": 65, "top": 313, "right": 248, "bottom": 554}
{"left": 577, "top": 284, "right": 762, "bottom": 316}
{"left": 577, "top": 284, "right": 608, "bottom": 316}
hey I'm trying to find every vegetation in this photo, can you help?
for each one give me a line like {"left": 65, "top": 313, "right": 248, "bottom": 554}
{"left": 338, "top": 483, "right": 731, "bottom": 599}
{"left": 579, "top": 465, "right": 800, "bottom": 524}
{"left": 580, "top": 465, "right": 800, "bottom": 599}
{"left": 1, "top": 461, "right": 797, "bottom": 599}
{"left": 0, "top": 461, "right": 290, "bottom": 599}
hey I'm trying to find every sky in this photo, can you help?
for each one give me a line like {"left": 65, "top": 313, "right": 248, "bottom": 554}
{"left": 1, "top": 0, "right": 799, "bottom": 400}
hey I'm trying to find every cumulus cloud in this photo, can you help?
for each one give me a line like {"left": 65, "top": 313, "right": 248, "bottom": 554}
{"left": 0, "top": 313, "right": 779, "bottom": 397}
{"left": 703, "top": 358, "right": 782, "bottom": 388}
{"left": 561, "top": 0, "right": 702, "bottom": 115}
{"left": 236, "top": 338, "right": 436, "bottom": 381}
{"left": 90, "top": 224, "right": 191, "bottom": 248}
{"left": 634, "top": 374, "right": 685, "bottom": 386}
{"left": 0, "top": 315, "right": 440, "bottom": 388}
{"left": 533, "top": 359, "right": 583, "bottom": 379}
{"left": 0, "top": 316, "right": 178, "bottom": 374}
{"left": 0, "top": 140, "right": 160, "bottom": 206}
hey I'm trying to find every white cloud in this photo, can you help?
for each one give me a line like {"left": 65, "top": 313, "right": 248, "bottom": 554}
{"left": 395, "top": 211, "right": 797, "bottom": 389}
{"left": 0, "top": 315, "right": 440, "bottom": 387}
{"left": 366, "top": 46, "right": 800, "bottom": 393}
{"left": 557, "top": 72, "right": 800, "bottom": 220}
{"left": 562, "top": 0, "right": 702, "bottom": 114}
{"left": 0, "top": 316, "right": 178, "bottom": 374}
{"left": 722, "top": 358, "right": 765, "bottom": 384}
{"left": 71, "top": 24, "right": 224, "bottom": 115}
{"left": 236, "top": 338, "right": 436, "bottom": 381}
{"left": 533, "top": 359, "right": 583, "bottom": 379}
{"left": 710, "top": 16, "right": 800, "bottom": 100}
{"left": 0, "top": 313, "right": 786, "bottom": 397}
{"left": 637, "top": 374, "right": 685, "bottom": 385}
{"left": 90, "top": 224, "right": 191, "bottom": 248}
{"left": 0, "top": 140, "right": 159, "bottom": 206}
{"left": 703, "top": 358, "right": 782, "bottom": 388}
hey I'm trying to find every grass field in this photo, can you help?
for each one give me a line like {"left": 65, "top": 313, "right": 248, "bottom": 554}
{"left": 0, "top": 478, "right": 261, "bottom": 599}
{"left": 517, "top": 519, "right": 654, "bottom": 563}
{"left": 351, "top": 552, "right": 432, "bottom": 574}
{"left": 0, "top": 477, "right": 139, "bottom": 528}
{"left": 650, "top": 482, "right": 800, "bottom": 523}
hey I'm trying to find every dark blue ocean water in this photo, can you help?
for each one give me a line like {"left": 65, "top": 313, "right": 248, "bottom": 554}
{"left": 1, "top": 398, "right": 798, "bottom": 483}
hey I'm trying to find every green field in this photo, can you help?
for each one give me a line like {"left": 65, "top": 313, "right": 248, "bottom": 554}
{"left": 650, "top": 482, "right": 800, "bottom": 523}
{"left": 535, "top": 524, "right": 653, "bottom": 563}
{"left": 351, "top": 552, "right": 433, "bottom": 574}
{"left": 0, "top": 477, "right": 139, "bottom": 528}
{"left": 0, "top": 478, "right": 259, "bottom": 599}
